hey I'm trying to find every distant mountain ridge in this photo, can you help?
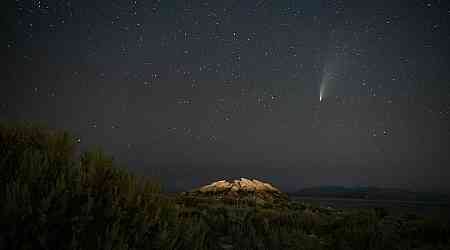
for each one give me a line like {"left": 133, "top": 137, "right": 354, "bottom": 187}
{"left": 293, "top": 186, "right": 450, "bottom": 202}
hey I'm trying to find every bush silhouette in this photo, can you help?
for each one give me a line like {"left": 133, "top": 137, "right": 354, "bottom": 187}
{"left": 0, "top": 123, "right": 213, "bottom": 250}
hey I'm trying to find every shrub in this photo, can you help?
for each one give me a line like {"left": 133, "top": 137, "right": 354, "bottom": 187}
{"left": 0, "top": 123, "right": 184, "bottom": 250}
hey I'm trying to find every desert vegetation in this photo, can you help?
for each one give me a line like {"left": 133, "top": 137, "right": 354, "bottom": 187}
{"left": 1, "top": 122, "right": 449, "bottom": 250}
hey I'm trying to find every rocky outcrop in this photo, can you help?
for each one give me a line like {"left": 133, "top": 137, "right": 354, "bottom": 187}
{"left": 188, "top": 178, "right": 288, "bottom": 205}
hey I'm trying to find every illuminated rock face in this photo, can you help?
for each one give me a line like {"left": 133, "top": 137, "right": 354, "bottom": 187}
{"left": 191, "top": 178, "right": 287, "bottom": 204}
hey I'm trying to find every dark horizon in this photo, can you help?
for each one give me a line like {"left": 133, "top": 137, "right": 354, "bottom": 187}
{"left": 3, "top": 0, "right": 450, "bottom": 193}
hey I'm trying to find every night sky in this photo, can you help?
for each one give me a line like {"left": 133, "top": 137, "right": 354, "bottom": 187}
{"left": 3, "top": 0, "right": 450, "bottom": 192}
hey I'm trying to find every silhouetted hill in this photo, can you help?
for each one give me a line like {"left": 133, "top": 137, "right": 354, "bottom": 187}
{"left": 293, "top": 186, "right": 450, "bottom": 202}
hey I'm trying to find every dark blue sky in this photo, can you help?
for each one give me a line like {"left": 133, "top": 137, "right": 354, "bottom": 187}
{"left": 3, "top": 0, "right": 450, "bottom": 192}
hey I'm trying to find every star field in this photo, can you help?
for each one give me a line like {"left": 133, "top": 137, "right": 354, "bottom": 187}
{"left": 2, "top": 0, "right": 450, "bottom": 192}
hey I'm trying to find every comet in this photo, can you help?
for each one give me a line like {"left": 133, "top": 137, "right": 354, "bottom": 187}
{"left": 319, "top": 57, "right": 338, "bottom": 103}
{"left": 319, "top": 82, "right": 325, "bottom": 102}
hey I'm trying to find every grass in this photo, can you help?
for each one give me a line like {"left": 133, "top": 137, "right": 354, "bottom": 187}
{"left": 0, "top": 122, "right": 449, "bottom": 250}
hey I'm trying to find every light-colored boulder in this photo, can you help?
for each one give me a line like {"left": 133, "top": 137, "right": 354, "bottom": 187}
{"left": 239, "top": 178, "right": 256, "bottom": 191}
{"left": 230, "top": 184, "right": 239, "bottom": 192}
{"left": 199, "top": 180, "right": 231, "bottom": 192}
